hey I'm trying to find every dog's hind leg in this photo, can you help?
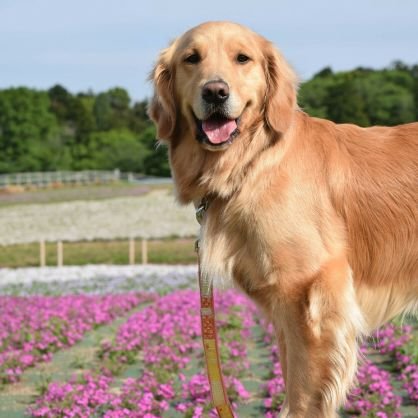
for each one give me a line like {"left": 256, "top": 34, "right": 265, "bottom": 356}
{"left": 276, "top": 256, "right": 365, "bottom": 418}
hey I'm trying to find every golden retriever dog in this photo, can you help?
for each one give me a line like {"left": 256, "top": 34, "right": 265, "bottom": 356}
{"left": 148, "top": 21, "right": 418, "bottom": 417}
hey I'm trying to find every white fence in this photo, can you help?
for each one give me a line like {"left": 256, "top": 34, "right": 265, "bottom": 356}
{"left": 0, "top": 170, "right": 121, "bottom": 189}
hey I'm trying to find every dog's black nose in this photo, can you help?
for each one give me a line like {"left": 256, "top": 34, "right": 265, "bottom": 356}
{"left": 202, "top": 80, "right": 230, "bottom": 104}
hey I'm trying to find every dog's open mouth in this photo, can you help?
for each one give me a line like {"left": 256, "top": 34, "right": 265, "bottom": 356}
{"left": 194, "top": 113, "right": 240, "bottom": 148}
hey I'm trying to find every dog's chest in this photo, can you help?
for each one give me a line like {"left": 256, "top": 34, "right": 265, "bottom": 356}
{"left": 198, "top": 198, "right": 277, "bottom": 290}
{"left": 197, "top": 188, "right": 332, "bottom": 296}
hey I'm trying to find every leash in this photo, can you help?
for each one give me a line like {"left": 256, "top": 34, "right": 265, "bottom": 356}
{"left": 195, "top": 198, "right": 235, "bottom": 418}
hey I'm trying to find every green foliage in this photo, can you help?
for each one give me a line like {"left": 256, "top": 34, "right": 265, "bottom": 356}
{"left": 82, "top": 129, "right": 148, "bottom": 172}
{"left": 325, "top": 78, "right": 370, "bottom": 126}
{"left": 0, "top": 61, "right": 416, "bottom": 176}
{"left": 140, "top": 126, "right": 171, "bottom": 177}
{"left": 299, "top": 63, "right": 417, "bottom": 126}
{"left": 93, "top": 88, "right": 131, "bottom": 131}
{"left": 130, "top": 101, "right": 152, "bottom": 133}
{"left": 0, "top": 87, "right": 60, "bottom": 172}
{"left": 400, "top": 334, "right": 418, "bottom": 364}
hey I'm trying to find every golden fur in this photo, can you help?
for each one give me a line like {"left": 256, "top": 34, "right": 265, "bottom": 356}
{"left": 149, "top": 21, "right": 418, "bottom": 417}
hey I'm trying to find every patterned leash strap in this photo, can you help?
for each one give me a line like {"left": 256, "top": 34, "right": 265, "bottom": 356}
{"left": 196, "top": 239, "right": 235, "bottom": 418}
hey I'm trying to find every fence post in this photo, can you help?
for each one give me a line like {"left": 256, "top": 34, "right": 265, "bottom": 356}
{"left": 142, "top": 239, "right": 148, "bottom": 265}
{"left": 40, "top": 240, "right": 46, "bottom": 267}
{"left": 57, "top": 241, "right": 63, "bottom": 267}
{"left": 129, "top": 237, "right": 135, "bottom": 265}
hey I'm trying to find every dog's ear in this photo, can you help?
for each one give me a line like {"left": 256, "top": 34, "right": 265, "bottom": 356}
{"left": 148, "top": 44, "right": 177, "bottom": 140}
{"left": 263, "top": 41, "right": 298, "bottom": 135}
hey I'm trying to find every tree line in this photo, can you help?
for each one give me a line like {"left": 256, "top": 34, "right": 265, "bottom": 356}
{"left": 0, "top": 86, "right": 169, "bottom": 176}
{"left": 0, "top": 61, "right": 416, "bottom": 176}
{"left": 299, "top": 61, "right": 417, "bottom": 126}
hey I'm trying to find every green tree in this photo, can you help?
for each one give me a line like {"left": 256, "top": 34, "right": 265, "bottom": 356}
{"left": 391, "top": 61, "right": 418, "bottom": 120}
{"left": 140, "top": 126, "right": 171, "bottom": 177}
{"left": 412, "top": 65, "right": 418, "bottom": 120}
{"left": 49, "top": 85, "right": 95, "bottom": 138}
{"left": 48, "top": 85, "right": 96, "bottom": 160}
{"left": 93, "top": 87, "right": 131, "bottom": 131}
{"left": 76, "top": 129, "right": 148, "bottom": 172}
{"left": 299, "top": 65, "right": 416, "bottom": 126}
{"left": 129, "top": 100, "right": 153, "bottom": 133}
{"left": 0, "top": 88, "right": 59, "bottom": 173}
{"left": 325, "top": 78, "right": 370, "bottom": 126}
{"left": 298, "top": 68, "right": 338, "bottom": 118}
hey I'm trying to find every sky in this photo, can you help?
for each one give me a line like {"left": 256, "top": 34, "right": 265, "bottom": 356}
{"left": 1, "top": 0, "right": 417, "bottom": 102}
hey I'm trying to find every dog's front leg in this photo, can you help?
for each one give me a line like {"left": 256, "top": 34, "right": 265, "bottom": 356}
{"left": 276, "top": 257, "right": 365, "bottom": 418}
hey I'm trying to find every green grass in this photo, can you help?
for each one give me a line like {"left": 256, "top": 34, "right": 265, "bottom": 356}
{"left": 0, "top": 238, "right": 197, "bottom": 268}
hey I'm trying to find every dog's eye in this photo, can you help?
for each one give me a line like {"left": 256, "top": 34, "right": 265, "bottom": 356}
{"left": 184, "top": 53, "right": 201, "bottom": 64}
{"left": 237, "top": 54, "right": 250, "bottom": 63}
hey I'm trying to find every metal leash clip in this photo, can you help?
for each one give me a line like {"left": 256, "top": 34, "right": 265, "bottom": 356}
{"left": 195, "top": 197, "right": 209, "bottom": 225}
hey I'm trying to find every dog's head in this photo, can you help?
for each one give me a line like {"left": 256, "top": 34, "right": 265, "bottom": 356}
{"left": 149, "top": 21, "right": 298, "bottom": 151}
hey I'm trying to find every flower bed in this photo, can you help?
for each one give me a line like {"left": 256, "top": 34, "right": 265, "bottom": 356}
{"left": 0, "top": 293, "right": 154, "bottom": 384}
{"left": 259, "top": 321, "right": 404, "bottom": 417}
{"left": 371, "top": 322, "right": 418, "bottom": 409}
{"left": 27, "top": 289, "right": 417, "bottom": 417}
{"left": 29, "top": 290, "right": 255, "bottom": 417}
{"left": 345, "top": 361, "right": 402, "bottom": 417}
{"left": 27, "top": 291, "right": 416, "bottom": 418}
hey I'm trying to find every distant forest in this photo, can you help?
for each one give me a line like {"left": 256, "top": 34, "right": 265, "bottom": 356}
{"left": 0, "top": 61, "right": 416, "bottom": 176}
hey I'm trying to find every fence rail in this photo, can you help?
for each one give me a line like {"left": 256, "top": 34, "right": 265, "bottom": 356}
{"left": 0, "top": 170, "right": 121, "bottom": 189}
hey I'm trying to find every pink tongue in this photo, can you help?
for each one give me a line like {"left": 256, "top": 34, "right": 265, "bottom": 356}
{"left": 202, "top": 118, "right": 237, "bottom": 144}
